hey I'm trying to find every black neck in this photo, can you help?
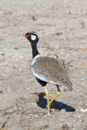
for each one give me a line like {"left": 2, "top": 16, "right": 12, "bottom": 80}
{"left": 30, "top": 41, "right": 39, "bottom": 58}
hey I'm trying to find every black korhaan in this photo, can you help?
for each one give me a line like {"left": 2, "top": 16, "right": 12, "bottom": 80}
{"left": 22, "top": 31, "right": 72, "bottom": 117}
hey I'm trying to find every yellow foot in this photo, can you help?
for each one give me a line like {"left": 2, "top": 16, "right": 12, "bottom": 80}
{"left": 44, "top": 112, "right": 50, "bottom": 117}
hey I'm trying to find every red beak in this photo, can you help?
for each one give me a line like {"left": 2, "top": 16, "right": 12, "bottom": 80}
{"left": 22, "top": 34, "right": 28, "bottom": 37}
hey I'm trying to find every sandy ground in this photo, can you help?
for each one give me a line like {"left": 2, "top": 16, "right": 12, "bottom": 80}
{"left": 0, "top": 0, "right": 87, "bottom": 129}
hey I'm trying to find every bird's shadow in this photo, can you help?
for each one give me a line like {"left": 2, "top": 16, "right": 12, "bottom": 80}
{"left": 36, "top": 92, "right": 75, "bottom": 112}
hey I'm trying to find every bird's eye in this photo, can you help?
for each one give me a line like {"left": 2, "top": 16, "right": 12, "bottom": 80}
{"left": 28, "top": 34, "right": 31, "bottom": 37}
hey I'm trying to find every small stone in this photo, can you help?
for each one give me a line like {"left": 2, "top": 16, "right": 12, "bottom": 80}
{"left": 62, "top": 124, "right": 69, "bottom": 130}
{"left": 0, "top": 91, "right": 3, "bottom": 93}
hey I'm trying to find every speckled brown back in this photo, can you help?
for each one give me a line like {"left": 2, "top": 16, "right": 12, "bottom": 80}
{"left": 31, "top": 56, "right": 72, "bottom": 91}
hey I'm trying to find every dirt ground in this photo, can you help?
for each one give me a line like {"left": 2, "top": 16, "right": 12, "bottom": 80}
{"left": 0, "top": 0, "right": 87, "bottom": 129}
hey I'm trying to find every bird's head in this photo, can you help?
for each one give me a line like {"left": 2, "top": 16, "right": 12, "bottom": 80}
{"left": 22, "top": 31, "right": 39, "bottom": 43}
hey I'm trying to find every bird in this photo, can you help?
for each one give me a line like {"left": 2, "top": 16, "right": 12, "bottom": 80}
{"left": 22, "top": 31, "right": 72, "bottom": 117}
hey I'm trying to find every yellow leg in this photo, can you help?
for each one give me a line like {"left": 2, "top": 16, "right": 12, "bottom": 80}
{"left": 44, "top": 87, "right": 50, "bottom": 117}
{"left": 48, "top": 85, "right": 60, "bottom": 106}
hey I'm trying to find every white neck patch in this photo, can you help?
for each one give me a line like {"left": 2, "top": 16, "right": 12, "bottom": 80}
{"left": 31, "top": 35, "right": 36, "bottom": 40}
{"left": 31, "top": 54, "right": 41, "bottom": 66}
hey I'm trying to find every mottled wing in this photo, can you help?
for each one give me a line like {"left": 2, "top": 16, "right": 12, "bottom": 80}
{"left": 31, "top": 56, "right": 72, "bottom": 90}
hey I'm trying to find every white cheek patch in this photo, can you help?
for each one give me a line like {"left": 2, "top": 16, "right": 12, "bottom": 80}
{"left": 31, "top": 35, "right": 36, "bottom": 40}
